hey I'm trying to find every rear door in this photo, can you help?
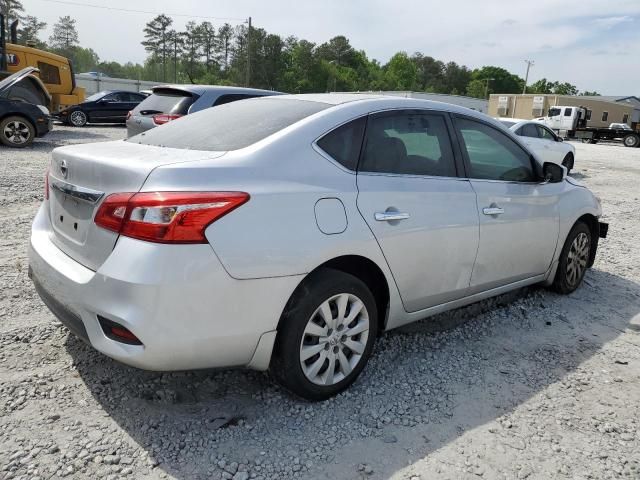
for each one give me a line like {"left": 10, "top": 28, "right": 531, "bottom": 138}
{"left": 355, "top": 110, "right": 479, "bottom": 312}
{"left": 452, "top": 115, "right": 560, "bottom": 292}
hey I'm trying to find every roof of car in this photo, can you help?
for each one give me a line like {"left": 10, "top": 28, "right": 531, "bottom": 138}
{"left": 151, "top": 84, "right": 281, "bottom": 96}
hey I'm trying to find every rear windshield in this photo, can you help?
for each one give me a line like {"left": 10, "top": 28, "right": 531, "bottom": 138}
{"left": 132, "top": 88, "right": 196, "bottom": 116}
{"left": 129, "top": 97, "right": 330, "bottom": 151}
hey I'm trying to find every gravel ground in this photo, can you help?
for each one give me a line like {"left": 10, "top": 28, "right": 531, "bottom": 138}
{"left": 1, "top": 125, "right": 639, "bottom": 480}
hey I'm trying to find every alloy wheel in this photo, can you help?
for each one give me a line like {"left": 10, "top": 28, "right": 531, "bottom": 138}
{"left": 566, "top": 232, "right": 589, "bottom": 287}
{"left": 299, "top": 293, "right": 370, "bottom": 386}
{"left": 3, "top": 120, "right": 31, "bottom": 145}
{"left": 70, "top": 111, "right": 87, "bottom": 126}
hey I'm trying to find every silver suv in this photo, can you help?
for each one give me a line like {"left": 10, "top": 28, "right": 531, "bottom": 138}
{"left": 126, "top": 84, "right": 281, "bottom": 137}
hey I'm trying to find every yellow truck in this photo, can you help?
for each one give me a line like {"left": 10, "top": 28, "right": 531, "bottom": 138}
{"left": 1, "top": 15, "right": 85, "bottom": 112}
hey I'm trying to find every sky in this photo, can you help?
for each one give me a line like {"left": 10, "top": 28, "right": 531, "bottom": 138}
{"left": 23, "top": 0, "right": 640, "bottom": 95}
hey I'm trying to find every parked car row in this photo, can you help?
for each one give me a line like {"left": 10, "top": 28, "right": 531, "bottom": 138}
{"left": 29, "top": 93, "right": 607, "bottom": 400}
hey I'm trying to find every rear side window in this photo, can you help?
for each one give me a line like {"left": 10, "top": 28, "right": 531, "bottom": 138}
{"left": 213, "top": 93, "right": 258, "bottom": 107}
{"left": 455, "top": 117, "right": 535, "bottom": 182}
{"left": 132, "top": 89, "right": 196, "bottom": 115}
{"left": 360, "top": 111, "right": 456, "bottom": 177}
{"left": 131, "top": 98, "right": 329, "bottom": 151}
{"left": 37, "top": 62, "right": 61, "bottom": 85}
{"left": 316, "top": 117, "right": 366, "bottom": 170}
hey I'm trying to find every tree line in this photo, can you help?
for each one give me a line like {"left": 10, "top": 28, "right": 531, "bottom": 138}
{"left": 2, "top": 1, "right": 600, "bottom": 97}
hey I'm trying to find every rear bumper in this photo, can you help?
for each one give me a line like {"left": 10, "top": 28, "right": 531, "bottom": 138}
{"left": 28, "top": 204, "right": 302, "bottom": 371}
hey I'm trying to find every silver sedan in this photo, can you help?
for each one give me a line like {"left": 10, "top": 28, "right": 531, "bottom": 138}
{"left": 29, "top": 94, "right": 607, "bottom": 400}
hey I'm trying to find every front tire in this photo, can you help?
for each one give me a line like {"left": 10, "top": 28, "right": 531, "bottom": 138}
{"left": 69, "top": 110, "right": 88, "bottom": 127}
{"left": 0, "top": 116, "right": 35, "bottom": 148}
{"left": 562, "top": 153, "right": 574, "bottom": 173}
{"left": 623, "top": 134, "right": 640, "bottom": 148}
{"left": 552, "top": 222, "right": 592, "bottom": 294}
{"left": 272, "top": 268, "right": 378, "bottom": 401}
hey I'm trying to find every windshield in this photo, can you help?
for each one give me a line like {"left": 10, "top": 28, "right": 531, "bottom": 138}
{"left": 129, "top": 97, "right": 330, "bottom": 151}
{"left": 85, "top": 91, "right": 110, "bottom": 102}
{"left": 132, "top": 89, "right": 197, "bottom": 116}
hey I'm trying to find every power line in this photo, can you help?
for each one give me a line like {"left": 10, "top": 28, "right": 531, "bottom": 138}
{"left": 33, "top": 0, "right": 247, "bottom": 22}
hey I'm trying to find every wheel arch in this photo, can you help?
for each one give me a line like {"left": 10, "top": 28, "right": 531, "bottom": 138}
{"left": 276, "top": 254, "right": 391, "bottom": 335}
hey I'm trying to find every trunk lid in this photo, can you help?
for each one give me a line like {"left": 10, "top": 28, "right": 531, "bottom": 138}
{"left": 47, "top": 140, "right": 225, "bottom": 271}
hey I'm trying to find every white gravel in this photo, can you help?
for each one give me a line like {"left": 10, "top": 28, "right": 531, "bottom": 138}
{"left": 1, "top": 126, "right": 639, "bottom": 480}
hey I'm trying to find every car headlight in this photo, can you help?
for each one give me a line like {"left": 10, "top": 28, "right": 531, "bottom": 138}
{"left": 36, "top": 105, "right": 50, "bottom": 116}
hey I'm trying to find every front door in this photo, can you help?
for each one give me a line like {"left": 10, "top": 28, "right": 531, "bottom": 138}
{"left": 453, "top": 115, "right": 560, "bottom": 292}
{"left": 356, "top": 110, "right": 479, "bottom": 312}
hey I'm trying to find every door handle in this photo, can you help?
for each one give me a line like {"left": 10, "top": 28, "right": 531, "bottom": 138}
{"left": 375, "top": 212, "right": 410, "bottom": 222}
{"left": 482, "top": 207, "right": 505, "bottom": 216}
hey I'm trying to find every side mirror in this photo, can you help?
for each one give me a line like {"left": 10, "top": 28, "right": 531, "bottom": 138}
{"left": 543, "top": 162, "right": 566, "bottom": 183}
{"left": 556, "top": 136, "right": 563, "bottom": 142}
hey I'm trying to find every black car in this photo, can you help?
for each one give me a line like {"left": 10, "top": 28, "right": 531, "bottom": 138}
{"left": 0, "top": 67, "right": 52, "bottom": 148}
{"left": 59, "top": 90, "right": 147, "bottom": 127}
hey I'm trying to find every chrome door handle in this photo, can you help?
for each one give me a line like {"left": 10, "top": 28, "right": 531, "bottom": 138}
{"left": 482, "top": 207, "right": 505, "bottom": 215}
{"left": 375, "top": 212, "right": 410, "bottom": 222}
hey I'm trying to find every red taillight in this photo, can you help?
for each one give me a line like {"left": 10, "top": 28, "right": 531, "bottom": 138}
{"left": 44, "top": 169, "right": 49, "bottom": 200}
{"left": 126, "top": 110, "right": 132, "bottom": 121}
{"left": 94, "top": 192, "right": 249, "bottom": 243}
{"left": 152, "top": 113, "right": 183, "bottom": 125}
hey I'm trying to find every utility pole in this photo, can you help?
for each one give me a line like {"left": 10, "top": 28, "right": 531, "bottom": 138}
{"left": 246, "top": 16, "right": 251, "bottom": 87}
{"left": 523, "top": 59, "right": 535, "bottom": 94}
{"left": 484, "top": 77, "right": 495, "bottom": 99}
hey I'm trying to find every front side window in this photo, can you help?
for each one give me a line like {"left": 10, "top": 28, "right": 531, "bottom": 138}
{"left": 359, "top": 111, "right": 456, "bottom": 177}
{"left": 37, "top": 62, "right": 61, "bottom": 85}
{"left": 316, "top": 117, "right": 366, "bottom": 171}
{"left": 537, "top": 125, "right": 556, "bottom": 141}
{"left": 564, "top": 108, "right": 572, "bottom": 117}
{"left": 518, "top": 123, "right": 539, "bottom": 138}
{"left": 549, "top": 108, "right": 561, "bottom": 117}
{"left": 455, "top": 117, "right": 536, "bottom": 182}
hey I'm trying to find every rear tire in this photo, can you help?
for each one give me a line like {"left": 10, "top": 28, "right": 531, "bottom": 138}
{"left": 271, "top": 268, "right": 378, "bottom": 401}
{"left": 0, "top": 116, "right": 35, "bottom": 148}
{"left": 552, "top": 222, "right": 592, "bottom": 294}
{"left": 561, "top": 153, "right": 574, "bottom": 173}
{"left": 623, "top": 134, "right": 640, "bottom": 148}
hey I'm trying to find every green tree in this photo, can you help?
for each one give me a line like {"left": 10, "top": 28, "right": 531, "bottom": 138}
{"left": 443, "top": 62, "right": 472, "bottom": 94}
{"left": 141, "top": 14, "right": 173, "bottom": 81}
{"left": 216, "top": 23, "right": 234, "bottom": 71}
{"left": 48, "top": 15, "right": 79, "bottom": 56}
{"left": 411, "top": 53, "right": 445, "bottom": 92}
{"left": 316, "top": 36, "right": 358, "bottom": 69}
{"left": 552, "top": 82, "right": 578, "bottom": 95}
{"left": 17, "top": 14, "right": 46, "bottom": 48}
{"left": 580, "top": 90, "right": 600, "bottom": 96}
{"left": 384, "top": 52, "right": 416, "bottom": 90}
{"left": 471, "top": 66, "right": 523, "bottom": 94}
{"left": 181, "top": 21, "right": 202, "bottom": 79}
{"left": 70, "top": 46, "right": 99, "bottom": 72}
{"left": 197, "top": 21, "right": 217, "bottom": 72}
{"left": 528, "top": 78, "right": 553, "bottom": 94}
{"left": 466, "top": 79, "right": 487, "bottom": 98}
{"left": 0, "top": 0, "right": 24, "bottom": 32}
